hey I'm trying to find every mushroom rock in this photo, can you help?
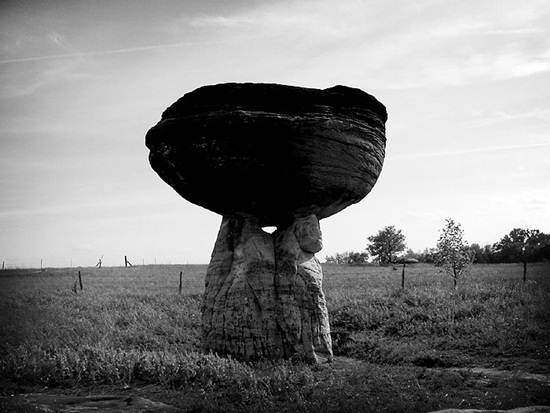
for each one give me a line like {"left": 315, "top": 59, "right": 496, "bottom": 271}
{"left": 146, "top": 83, "right": 387, "bottom": 362}
{"left": 146, "top": 83, "right": 387, "bottom": 226}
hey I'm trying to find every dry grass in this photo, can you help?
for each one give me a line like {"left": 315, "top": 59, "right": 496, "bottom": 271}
{"left": 0, "top": 262, "right": 549, "bottom": 412}
{"left": 325, "top": 263, "right": 550, "bottom": 368}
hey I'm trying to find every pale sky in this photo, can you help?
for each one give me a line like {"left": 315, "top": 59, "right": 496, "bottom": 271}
{"left": 1, "top": 0, "right": 549, "bottom": 268}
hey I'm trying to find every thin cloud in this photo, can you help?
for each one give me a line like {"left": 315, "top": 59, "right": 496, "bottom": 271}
{"left": 467, "top": 108, "right": 550, "bottom": 128}
{"left": 0, "top": 196, "right": 171, "bottom": 218}
{"left": 390, "top": 142, "right": 550, "bottom": 160}
{"left": 0, "top": 40, "right": 219, "bottom": 64}
{"left": 47, "top": 31, "right": 72, "bottom": 50}
{"left": 485, "top": 28, "right": 545, "bottom": 35}
{"left": 0, "top": 56, "right": 86, "bottom": 97}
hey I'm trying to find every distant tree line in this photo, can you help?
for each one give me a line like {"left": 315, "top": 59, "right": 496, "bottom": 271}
{"left": 325, "top": 226, "right": 550, "bottom": 266}
{"left": 470, "top": 229, "right": 550, "bottom": 264}
{"left": 325, "top": 251, "right": 369, "bottom": 265}
{"left": 325, "top": 221, "right": 550, "bottom": 288}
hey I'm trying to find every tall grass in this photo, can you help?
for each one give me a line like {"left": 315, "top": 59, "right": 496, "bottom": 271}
{"left": 326, "top": 263, "right": 550, "bottom": 366}
{"left": 0, "top": 262, "right": 548, "bottom": 411}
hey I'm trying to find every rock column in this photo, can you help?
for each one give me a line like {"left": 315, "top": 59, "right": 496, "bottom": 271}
{"left": 202, "top": 214, "right": 332, "bottom": 362}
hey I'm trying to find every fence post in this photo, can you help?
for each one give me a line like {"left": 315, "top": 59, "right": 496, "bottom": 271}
{"left": 125, "top": 256, "right": 133, "bottom": 267}
{"left": 401, "top": 263, "right": 406, "bottom": 289}
{"left": 179, "top": 271, "right": 183, "bottom": 294}
{"left": 78, "top": 271, "right": 83, "bottom": 291}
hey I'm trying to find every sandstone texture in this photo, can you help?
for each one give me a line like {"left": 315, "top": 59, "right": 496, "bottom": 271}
{"left": 202, "top": 214, "right": 332, "bottom": 362}
{"left": 146, "top": 83, "right": 386, "bottom": 226}
{"left": 146, "top": 83, "right": 387, "bottom": 361}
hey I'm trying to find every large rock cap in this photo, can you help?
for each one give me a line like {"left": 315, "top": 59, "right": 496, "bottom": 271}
{"left": 146, "top": 83, "right": 387, "bottom": 226}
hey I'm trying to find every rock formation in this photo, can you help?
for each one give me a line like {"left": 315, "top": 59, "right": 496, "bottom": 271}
{"left": 201, "top": 214, "right": 332, "bottom": 362}
{"left": 146, "top": 83, "right": 387, "bottom": 362}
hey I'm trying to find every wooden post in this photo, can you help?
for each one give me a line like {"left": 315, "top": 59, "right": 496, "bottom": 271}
{"left": 179, "top": 271, "right": 183, "bottom": 294}
{"left": 125, "top": 256, "right": 133, "bottom": 267}
{"left": 523, "top": 261, "right": 527, "bottom": 283}
{"left": 401, "top": 263, "right": 406, "bottom": 289}
{"left": 78, "top": 271, "right": 83, "bottom": 291}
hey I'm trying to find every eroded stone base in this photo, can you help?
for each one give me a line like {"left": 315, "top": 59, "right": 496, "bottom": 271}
{"left": 202, "top": 214, "right": 332, "bottom": 362}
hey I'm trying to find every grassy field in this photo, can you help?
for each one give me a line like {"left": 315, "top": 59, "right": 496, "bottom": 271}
{"left": 0, "top": 263, "right": 549, "bottom": 412}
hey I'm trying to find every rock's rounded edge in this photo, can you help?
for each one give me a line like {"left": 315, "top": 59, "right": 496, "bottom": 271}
{"left": 156, "top": 82, "right": 387, "bottom": 124}
{"left": 145, "top": 82, "right": 387, "bottom": 225}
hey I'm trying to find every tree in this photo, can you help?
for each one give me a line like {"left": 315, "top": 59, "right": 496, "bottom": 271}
{"left": 535, "top": 233, "right": 550, "bottom": 261}
{"left": 348, "top": 251, "right": 369, "bottom": 264}
{"left": 325, "top": 252, "right": 350, "bottom": 264}
{"left": 324, "top": 255, "right": 337, "bottom": 264}
{"left": 469, "top": 243, "right": 483, "bottom": 263}
{"left": 493, "top": 228, "right": 548, "bottom": 282}
{"left": 434, "top": 218, "right": 473, "bottom": 289}
{"left": 469, "top": 243, "right": 496, "bottom": 264}
{"left": 418, "top": 248, "right": 437, "bottom": 263}
{"left": 482, "top": 244, "right": 496, "bottom": 263}
{"left": 367, "top": 226, "right": 406, "bottom": 264}
{"left": 325, "top": 251, "right": 369, "bottom": 264}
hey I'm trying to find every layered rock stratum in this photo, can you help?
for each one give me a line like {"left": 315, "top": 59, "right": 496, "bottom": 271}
{"left": 146, "top": 83, "right": 387, "bottom": 361}
{"left": 146, "top": 83, "right": 387, "bottom": 226}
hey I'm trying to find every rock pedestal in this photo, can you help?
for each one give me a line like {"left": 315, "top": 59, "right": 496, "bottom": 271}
{"left": 202, "top": 214, "right": 332, "bottom": 362}
{"left": 146, "top": 83, "right": 387, "bottom": 362}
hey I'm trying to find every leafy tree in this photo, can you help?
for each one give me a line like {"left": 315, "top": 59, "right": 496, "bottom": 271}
{"left": 325, "top": 252, "right": 351, "bottom": 264}
{"left": 367, "top": 226, "right": 406, "bottom": 264}
{"left": 434, "top": 218, "right": 473, "bottom": 289}
{"left": 482, "top": 244, "right": 496, "bottom": 263}
{"left": 469, "top": 243, "right": 494, "bottom": 263}
{"left": 403, "top": 248, "right": 418, "bottom": 260}
{"left": 325, "top": 252, "right": 346, "bottom": 264}
{"left": 493, "top": 228, "right": 549, "bottom": 282}
{"left": 348, "top": 251, "right": 369, "bottom": 264}
{"left": 324, "top": 255, "right": 337, "bottom": 264}
{"left": 535, "top": 233, "right": 550, "bottom": 261}
{"left": 418, "top": 247, "right": 437, "bottom": 263}
{"left": 469, "top": 243, "right": 483, "bottom": 263}
{"left": 325, "top": 251, "right": 369, "bottom": 264}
